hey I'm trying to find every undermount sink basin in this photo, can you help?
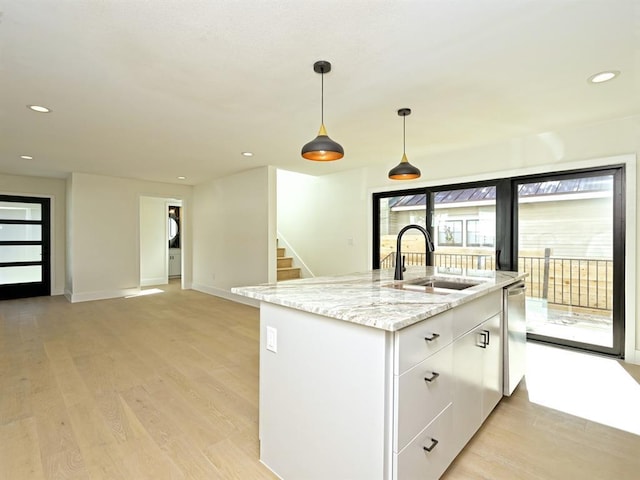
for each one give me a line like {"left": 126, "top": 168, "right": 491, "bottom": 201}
{"left": 383, "top": 277, "right": 482, "bottom": 294}
{"left": 406, "top": 278, "right": 481, "bottom": 290}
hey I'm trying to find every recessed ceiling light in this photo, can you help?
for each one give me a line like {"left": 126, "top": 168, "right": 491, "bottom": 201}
{"left": 242, "top": 152, "right": 254, "bottom": 157}
{"left": 20, "top": 155, "right": 33, "bottom": 160}
{"left": 27, "top": 105, "right": 52, "bottom": 113}
{"left": 588, "top": 70, "right": 620, "bottom": 84}
{"left": 177, "top": 176, "right": 186, "bottom": 180}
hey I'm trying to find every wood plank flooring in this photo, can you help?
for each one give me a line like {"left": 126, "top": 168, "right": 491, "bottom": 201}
{"left": 2, "top": 282, "right": 639, "bottom": 479}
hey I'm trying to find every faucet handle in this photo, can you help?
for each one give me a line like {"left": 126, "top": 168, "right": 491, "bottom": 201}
{"left": 402, "top": 255, "right": 406, "bottom": 272}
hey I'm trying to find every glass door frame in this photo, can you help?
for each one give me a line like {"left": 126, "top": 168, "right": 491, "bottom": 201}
{"left": 0, "top": 194, "right": 51, "bottom": 299}
{"left": 512, "top": 166, "right": 625, "bottom": 357}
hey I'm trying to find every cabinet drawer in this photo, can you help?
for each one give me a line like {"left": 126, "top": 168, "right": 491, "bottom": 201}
{"left": 451, "top": 290, "right": 501, "bottom": 338}
{"left": 394, "top": 403, "right": 454, "bottom": 480}
{"left": 394, "top": 343, "right": 453, "bottom": 452}
{"left": 395, "top": 309, "right": 453, "bottom": 375}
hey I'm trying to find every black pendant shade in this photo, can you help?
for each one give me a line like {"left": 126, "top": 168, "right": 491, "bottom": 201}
{"left": 301, "top": 61, "right": 344, "bottom": 161}
{"left": 388, "top": 108, "right": 421, "bottom": 180}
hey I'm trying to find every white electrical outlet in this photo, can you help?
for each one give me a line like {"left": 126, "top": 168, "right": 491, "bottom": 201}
{"left": 266, "top": 326, "right": 277, "bottom": 353}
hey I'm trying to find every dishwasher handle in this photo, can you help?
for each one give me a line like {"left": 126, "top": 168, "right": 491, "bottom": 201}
{"left": 507, "top": 282, "right": 526, "bottom": 296}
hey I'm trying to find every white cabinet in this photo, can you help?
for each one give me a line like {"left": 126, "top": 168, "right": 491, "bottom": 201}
{"left": 393, "top": 290, "right": 502, "bottom": 479}
{"left": 452, "top": 312, "right": 502, "bottom": 451}
{"left": 168, "top": 248, "right": 181, "bottom": 277}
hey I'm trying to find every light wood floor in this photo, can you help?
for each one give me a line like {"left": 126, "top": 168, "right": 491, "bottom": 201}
{"left": 2, "top": 282, "right": 639, "bottom": 479}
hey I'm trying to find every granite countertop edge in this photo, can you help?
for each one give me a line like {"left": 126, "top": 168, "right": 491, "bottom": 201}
{"left": 232, "top": 267, "right": 527, "bottom": 332}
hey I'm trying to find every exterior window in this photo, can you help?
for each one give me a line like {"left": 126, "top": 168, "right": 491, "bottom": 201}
{"left": 467, "top": 219, "right": 495, "bottom": 247}
{"left": 437, "top": 220, "right": 462, "bottom": 246}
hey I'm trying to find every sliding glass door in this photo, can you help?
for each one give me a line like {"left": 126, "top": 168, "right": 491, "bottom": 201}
{"left": 516, "top": 169, "right": 624, "bottom": 355}
{"left": 372, "top": 166, "right": 625, "bottom": 357}
{"left": 0, "top": 195, "right": 51, "bottom": 299}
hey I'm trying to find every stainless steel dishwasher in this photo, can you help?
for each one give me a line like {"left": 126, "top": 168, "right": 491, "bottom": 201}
{"left": 503, "top": 281, "right": 527, "bottom": 395}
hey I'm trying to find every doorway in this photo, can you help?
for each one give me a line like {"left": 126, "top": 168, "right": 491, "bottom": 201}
{"left": 0, "top": 194, "right": 51, "bottom": 299}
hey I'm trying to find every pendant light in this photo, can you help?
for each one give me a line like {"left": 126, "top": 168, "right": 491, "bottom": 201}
{"left": 301, "top": 60, "right": 344, "bottom": 161}
{"left": 388, "top": 108, "right": 421, "bottom": 180}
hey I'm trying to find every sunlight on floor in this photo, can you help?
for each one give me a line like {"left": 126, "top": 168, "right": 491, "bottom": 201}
{"left": 525, "top": 342, "right": 640, "bottom": 435}
{"left": 125, "top": 288, "right": 165, "bottom": 298}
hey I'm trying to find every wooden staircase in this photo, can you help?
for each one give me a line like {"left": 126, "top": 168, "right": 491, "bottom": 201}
{"left": 277, "top": 246, "right": 301, "bottom": 281}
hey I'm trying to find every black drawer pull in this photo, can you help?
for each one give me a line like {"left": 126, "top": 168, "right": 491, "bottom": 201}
{"left": 424, "top": 372, "right": 440, "bottom": 383}
{"left": 423, "top": 438, "right": 439, "bottom": 452}
{"left": 479, "top": 331, "right": 488, "bottom": 348}
{"left": 424, "top": 333, "right": 440, "bottom": 342}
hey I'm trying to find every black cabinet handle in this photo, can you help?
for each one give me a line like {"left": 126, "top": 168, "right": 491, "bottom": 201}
{"left": 479, "top": 331, "right": 488, "bottom": 348}
{"left": 424, "top": 333, "right": 440, "bottom": 342}
{"left": 423, "top": 438, "right": 439, "bottom": 452}
{"left": 483, "top": 329, "right": 490, "bottom": 345}
{"left": 424, "top": 372, "right": 440, "bottom": 383}
{"left": 496, "top": 249, "right": 502, "bottom": 270}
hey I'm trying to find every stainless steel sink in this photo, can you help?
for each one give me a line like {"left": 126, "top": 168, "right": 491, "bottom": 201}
{"left": 383, "top": 277, "right": 482, "bottom": 294}
{"left": 406, "top": 278, "right": 481, "bottom": 290}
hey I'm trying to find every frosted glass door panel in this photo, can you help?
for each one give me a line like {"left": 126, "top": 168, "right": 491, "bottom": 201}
{"left": 0, "top": 224, "right": 42, "bottom": 241}
{"left": 0, "top": 202, "right": 42, "bottom": 220}
{"left": 0, "top": 266, "right": 42, "bottom": 284}
{"left": 0, "top": 245, "right": 42, "bottom": 262}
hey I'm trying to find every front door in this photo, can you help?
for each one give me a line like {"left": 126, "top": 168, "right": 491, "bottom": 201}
{"left": 0, "top": 195, "right": 51, "bottom": 299}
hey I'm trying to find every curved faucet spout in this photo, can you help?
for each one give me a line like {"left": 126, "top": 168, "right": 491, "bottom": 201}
{"left": 394, "top": 224, "right": 435, "bottom": 281}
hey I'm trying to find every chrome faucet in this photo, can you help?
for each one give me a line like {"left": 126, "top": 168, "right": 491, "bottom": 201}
{"left": 394, "top": 224, "right": 435, "bottom": 281}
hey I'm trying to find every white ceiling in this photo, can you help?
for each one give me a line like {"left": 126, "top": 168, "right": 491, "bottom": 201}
{"left": 1, "top": 1, "right": 638, "bottom": 185}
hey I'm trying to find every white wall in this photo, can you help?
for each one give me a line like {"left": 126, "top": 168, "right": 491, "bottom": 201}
{"left": 0, "top": 173, "right": 66, "bottom": 295}
{"left": 66, "top": 172, "right": 192, "bottom": 302}
{"left": 192, "top": 166, "right": 276, "bottom": 304}
{"left": 277, "top": 114, "right": 640, "bottom": 362}
{"left": 277, "top": 168, "right": 369, "bottom": 277}
{"left": 140, "top": 196, "right": 168, "bottom": 286}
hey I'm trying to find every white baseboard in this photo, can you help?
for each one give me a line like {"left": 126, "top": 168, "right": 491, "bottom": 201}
{"left": 192, "top": 283, "right": 259, "bottom": 308}
{"left": 141, "top": 277, "right": 168, "bottom": 287}
{"left": 628, "top": 350, "right": 640, "bottom": 365}
{"left": 65, "top": 287, "right": 141, "bottom": 303}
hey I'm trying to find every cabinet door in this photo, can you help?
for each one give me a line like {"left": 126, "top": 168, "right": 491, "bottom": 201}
{"left": 452, "top": 325, "right": 484, "bottom": 452}
{"left": 482, "top": 313, "right": 502, "bottom": 419}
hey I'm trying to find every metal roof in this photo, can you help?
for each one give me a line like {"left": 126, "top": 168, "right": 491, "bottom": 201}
{"left": 388, "top": 176, "right": 612, "bottom": 208}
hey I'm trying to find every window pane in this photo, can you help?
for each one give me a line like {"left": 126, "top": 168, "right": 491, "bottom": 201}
{"left": 0, "top": 245, "right": 42, "bottom": 263}
{"left": 437, "top": 220, "right": 463, "bottom": 246}
{"left": 0, "top": 265, "right": 42, "bottom": 284}
{"left": 467, "top": 219, "right": 494, "bottom": 247}
{"left": 434, "top": 186, "right": 496, "bottom": 270}
{"left": 378, "top": 194, "right": 427, "bottom": 268}
{"left": 518, "top": 174, "right": 614, "bottom": 348}
{"left": 0, "top": 223, "right": 42, "bottom": 241}
{"left": 0, "top": 202, "right": 42, "bottom": 220}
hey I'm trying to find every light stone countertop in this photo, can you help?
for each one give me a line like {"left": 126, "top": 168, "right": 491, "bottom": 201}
{"left": 232, "top": 266, "right": 527, "bottom": 332}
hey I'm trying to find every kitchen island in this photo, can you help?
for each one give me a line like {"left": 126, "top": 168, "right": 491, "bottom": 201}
{"left": 233, "top": 266, "right": 526, "bottom": 480}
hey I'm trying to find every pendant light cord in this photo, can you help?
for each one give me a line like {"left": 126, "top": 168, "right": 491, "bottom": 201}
{"left": 403, "top": 114, "right": 406, "bottom": 154}
{"left": 320, "top": 69, "right": 324, "bottom": 126}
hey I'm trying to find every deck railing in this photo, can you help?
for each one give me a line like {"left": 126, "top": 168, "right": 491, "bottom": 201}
{"left": 380, "top": 251, "right": 613, "bottom": 311}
